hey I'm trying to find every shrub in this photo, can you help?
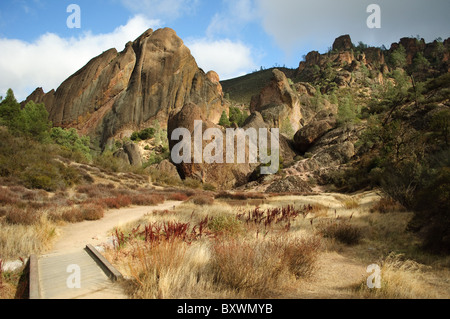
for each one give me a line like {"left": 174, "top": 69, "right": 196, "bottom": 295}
{"left": 131, "top": 127, "right": 156, "bottom": 141}
{"left": 210, "top": 239, "right": 284, "bottom": 295}
{"left": 183, "top": 178, "right": 202, "bottom": 189}
{"left": 166, "top": 192, "right": 189, "bottom": 201}
{"left": 5, "top": 207, "right": 41, "bottom": 226}
{"left": 130, "top": 194, "right": 165, "bottom": 206}
{"left": 208, "top": 215, "right": 243, "bottom": 236}
{"left": 59, "top": 207, "right": 85, "bottom": 223}
{"left": 343, "top": 198, "right": 359, "bottom": 209}
{"left": 370, "top": 197, "right": 405, "bottom": 214}
{"left": 203, "top": 183, "right": 216, "bottom": 191}
{"left": 102, "top": 195, "right": 132, "bottom": 209}
{"left": 50, "top": 127, "right": 92, "bottom": 162}
{"left": 191, "top": 195, "right": 214, "bottom": 206}
{"left": 81, "top": 204, "right": 104, "bottom": 221}
{"left": 275, "top": 235, "right": 322, "bottom": 278}
{"left": 316, "top": 219, "right": 363, "bottom": 245}
{"left": 0, "top": 188, "right": 19, "bottom": 205}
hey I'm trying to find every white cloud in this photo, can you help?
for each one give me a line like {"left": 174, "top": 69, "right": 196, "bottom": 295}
{"left": 121, "top": 0, "right": 199, "bottom": 21}
{"left": 186, "top": 38, "right": 257, "bottom": 80}
{"left": 206, "top": 0, "right": 257, "bottom": 38}
{"left": 256, "top": 0, "right": 450, "bottom": 54}
{"left": 0, "top": 15, "right": 160, "bottom": 101}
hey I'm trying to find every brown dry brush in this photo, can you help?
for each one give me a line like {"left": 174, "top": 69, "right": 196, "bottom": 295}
{"left": 0, "top": 259, "right": 3, "bottom": 288}
{"left": 315, "top": 214, "right": 363, "bottom": 246}
{"left": 210, "top": 235, "right": 322, "bottom": 294}
{"left": 236, "top": 205, "right": 313, "bottom": 230}
{"left": 112, "top": 216, "right": 213, "bottom": 250}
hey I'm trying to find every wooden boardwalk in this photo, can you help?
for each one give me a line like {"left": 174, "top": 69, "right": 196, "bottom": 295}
{"left": 30, "top": 246, "right": 127, "bottom": 299}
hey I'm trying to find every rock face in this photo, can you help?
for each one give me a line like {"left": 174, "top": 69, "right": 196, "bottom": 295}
{"left": 25, "top": 28, "right": 225, "bottom": 150}
{"left": 113, "top": 141, "right": 142, "bottom": 166}
{"left": 266, "top": 176, "right": 312, "bottom": 193}
{"left": 332, "top": 35, "right": 354, "bottom": 51}
{"left": 293, "top": 118, "right": 337, "bottom": 153}
{"left": 288, "top": 124, "right": 361, "bottom": 181}
{"left": 250, "top": 69, "right": 302, "bottom": 132}
{"left": 167, "top": 102, "right": 255, "bottom": 189}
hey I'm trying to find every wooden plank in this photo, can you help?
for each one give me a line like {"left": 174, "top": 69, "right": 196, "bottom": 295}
{"left": 35, "top": 248, "right": 126, "bottom": 299}
{"left": 29, "top": 255, "right": 40, "bottom": 299}
{"left": 85, "top": 244, "right": 123, "bottom": 282}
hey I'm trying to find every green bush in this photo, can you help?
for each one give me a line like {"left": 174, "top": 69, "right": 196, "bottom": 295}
{"left": 50, "top": 127, "right": 92, "bottom": 162}
{"left": 218, "top": 110, "right": 231, "bottom": 127}
{"left": 0, "top": 89, "right": 51, "bottom": 141}
{"left": 208, "top": 215, "right": 242, "bottom": 236}
{"left": 131, "top": 127, "right": 156, "bottom": 141}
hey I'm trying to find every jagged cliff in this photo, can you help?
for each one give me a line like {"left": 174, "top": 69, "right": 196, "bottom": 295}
{"left": 25, "top": 28, "right": 226, "bottom": 149}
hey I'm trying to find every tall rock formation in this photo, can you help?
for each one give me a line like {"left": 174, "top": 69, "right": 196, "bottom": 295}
{"left": 25, "top": 28, "right": 225, "bottom": 149}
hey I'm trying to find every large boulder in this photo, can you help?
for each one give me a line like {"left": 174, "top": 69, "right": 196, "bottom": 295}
{"left": 113, "top": 142, "right": 142, "bottom": 166}
{"left": 25, "top": 28, "right": 225, "bottom": 150}
{"left": 266, "top": 175, "right": 313, "bottom": 193}
{"left": 289, "top": 124, "right": 361, "bottom": 179}
{"left": 333, "top": 35, "right": 354, "bottom": 52}
{"left": 123, "top": 142, "right": 142, "bottom": 166}
{"left": 293, "top": 118, "right": 337, "bottom": 153}
{"left": 167, "top": 102, "right": 256, "bottom": 189}
{"left": 250, "top": 69, "right": 302, "bottom": 132}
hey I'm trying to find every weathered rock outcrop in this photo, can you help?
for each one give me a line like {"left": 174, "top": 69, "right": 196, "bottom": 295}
{"left": 250, "top": 69, "right": 302, "bottom": 132}
{"left": 25, "top": 28, "right": 225, "bottom": 150}
{"left": 293, "top": 118, "right": 337, "bottom": 153}
{"left": 167, "top": 102, "right": 255, "bottom": 189}
{"left": 332, "top": 35, "right": 354, "bottom": 52}
{"left": 113, "top": 141, "right": 142, "bottom": 166}
{"left": 266, "top": 175, "right": 312, "bottom": 193}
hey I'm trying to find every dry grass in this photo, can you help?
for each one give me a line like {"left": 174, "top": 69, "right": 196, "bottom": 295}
{"left": 342, "top": 198, "right": 359, "bottom": 209}
{"left": 0, "top": 214, "right": 58, "bottom": 260}
{"left": 190, "top": 194, "right": 214, "bottom": 206}
{"left": 105, "top": 200, "right": 323, "bottom": 299}
{"left": 370, "top": 197, "right": 406, "bottom": 214}
{"left": 315, "top": 218, "right": 363, "bottom": 246}
{"left": 357, "top": 253, "right": 446, "bottom": 299}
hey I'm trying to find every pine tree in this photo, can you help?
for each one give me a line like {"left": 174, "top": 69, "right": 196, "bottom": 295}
{"left": 218, "top": 110, "right": 231, "bottom": 127}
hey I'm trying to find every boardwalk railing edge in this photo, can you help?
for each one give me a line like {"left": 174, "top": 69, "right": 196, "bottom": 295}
{"left": 29, "top": 254, "right": 41, "bottom": 299}
{"left": 85, "top": 244, "right": 123, "bottom": 282}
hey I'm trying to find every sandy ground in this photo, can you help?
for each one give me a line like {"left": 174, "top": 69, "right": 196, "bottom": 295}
{"left": 48, "top": 201, "right": 183, "bottom": 255}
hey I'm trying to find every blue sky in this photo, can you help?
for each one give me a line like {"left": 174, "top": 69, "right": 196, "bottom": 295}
{"left": 1, "top": 0, "right": 449, "bottom": 101}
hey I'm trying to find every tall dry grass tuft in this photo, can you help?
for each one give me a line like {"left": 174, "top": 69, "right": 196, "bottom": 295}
{"left": 343, "top": 198, "right": 359, "bottom": 209}
{"left": 370, "top": 197, "right": 406, "bottom": 214}
{"left": 210, "top": 239, "right": 284, "bottom": 296}
{"left": 123, "top": 240, "right": 216, "bottom": 299}
{"left": 315, "top": 217, "right": 363, "bottom": 246}
{"left": 210, "top": 235, "right": 322, "bottom": 296}
{"left": 358, "top": 253, "right": 442, "bottom": 299}
{"left": 0, "top": 213, "right": 57, "bottom": 260}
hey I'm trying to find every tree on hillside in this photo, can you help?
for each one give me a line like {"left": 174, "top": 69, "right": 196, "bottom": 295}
{"left": 218, "top": 110, "right": 231, "bottom": 127}
{"left": 50, "top": 127, "right": 92, "bottom": 161}
{"left": 390, "top": 45, "right": 407, "bottom": 69}
{"left": 229, "top": 107, "right": 248, "bottom": 127}
{"left": 16, "top": 101, "right": 52, "bottom": 140}
{"left": 0, "top": 89, "right": 21, "bottom": 128}
{"left": 0, "top": 89, "right": 52, "bottom": 141}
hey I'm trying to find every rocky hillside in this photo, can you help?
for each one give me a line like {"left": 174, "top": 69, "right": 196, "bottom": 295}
{"left": 24, "top": 28, "right": 226, "bottom": 150}
{"left": 24, "top": 30, "right": 449, "bottom": 195}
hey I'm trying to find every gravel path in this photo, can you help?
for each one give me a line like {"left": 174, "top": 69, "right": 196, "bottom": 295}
{"left": 48, "top": 201, "right": 183, "bottom": 255}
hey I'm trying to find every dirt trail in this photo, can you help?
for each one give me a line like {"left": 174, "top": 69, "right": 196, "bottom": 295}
{"left": 48, "top": 201, "right": 182, "bottom": 255}
{"left": 292, "top": 251, "right": 368, "bottom": 299}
